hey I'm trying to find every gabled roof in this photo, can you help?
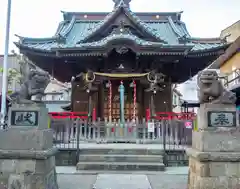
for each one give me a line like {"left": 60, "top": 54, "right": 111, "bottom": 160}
{"left": 15, "top": 1, "right": 228, "bottom": 56}
{"left": 78, "top": 1, "right": 167, "bottom": 43}
{"left": 62, "top": 11, "right": 183, "bottom": 21}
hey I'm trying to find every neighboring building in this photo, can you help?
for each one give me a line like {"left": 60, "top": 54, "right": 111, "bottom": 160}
{"left": 177, "top": 76, "right": 199, "bottom": 113}
{"left": 220, "top": 20, "right": 240, "bottom": 43}
{"left": 43, "top": 79, "right": 71, "bottom": 112}
{"left": 44, "top": 100, "right": 70, "bottom": 113}
{"left": 178, "top": 76, "right": 198, "bottom": 102}
{"left": 172, "top": 86, "right": 182, "bottom": 113}
{"left": 210, "top": 36, "right": 240, "bottom": 105}
{"left": 15, "top": 0, "right": 229, "bottom": 120}
{"left": 0, "top": 54, "right": 20, "bottom": 93}
{"left": 44, "top": 79, "right": 71, "bottom": 100}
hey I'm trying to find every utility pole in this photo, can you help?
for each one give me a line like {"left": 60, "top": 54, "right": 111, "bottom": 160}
{"left": 1, "top": 0, "right": 12, "bottom": 127}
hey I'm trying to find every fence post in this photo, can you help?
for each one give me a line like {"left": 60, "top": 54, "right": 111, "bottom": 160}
{"left": 163, "top": 120, "right": 167, "bottom": 166}
{"left": 76, "top": 118, "right": 80, "bottom": 163}
{"left": 163, "top": 120, "right": 166, "bottom": 151}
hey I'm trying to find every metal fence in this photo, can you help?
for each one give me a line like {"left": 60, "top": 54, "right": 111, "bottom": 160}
{"left": 50, "top": 118, "right": 192, "bottom": 150}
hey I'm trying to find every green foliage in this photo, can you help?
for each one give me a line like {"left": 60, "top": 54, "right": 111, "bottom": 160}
{"left": 0, "top": 67, "right": 21, "bottom": 85}
{"left": 0, "top": 54, "right": 32, "bottom": 94}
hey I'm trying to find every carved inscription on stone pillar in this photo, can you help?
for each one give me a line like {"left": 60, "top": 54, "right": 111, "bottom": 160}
{"left": 207, "top": 111, "right": 236, "bottom": 127}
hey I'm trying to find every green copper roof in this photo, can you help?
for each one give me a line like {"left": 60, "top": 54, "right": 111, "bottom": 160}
{"left": 78, "top": 2, "right": 167, "bottom": 43}
{"left": 15, "top": 1, "right": 227, "bottom": 55}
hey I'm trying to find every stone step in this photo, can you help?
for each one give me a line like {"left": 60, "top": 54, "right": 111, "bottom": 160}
{"left": 76, "top": 162, "right": 165, "bottom": 171}
{"left": 78, "top": 154, "right": 163, "bottom": 163}
{"left": 79, "top": 148, "right": 164, "bottom": 155}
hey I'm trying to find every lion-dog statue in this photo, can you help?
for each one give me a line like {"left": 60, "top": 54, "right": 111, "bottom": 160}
{"left": 197, "top": 69, "right": 236, "bottom": 104}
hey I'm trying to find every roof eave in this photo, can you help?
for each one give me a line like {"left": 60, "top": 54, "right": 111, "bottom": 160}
{"left": 189, "top": 43, "right": 229, "bottom": 53}
{"left": 15, "top": 34, "right": 60, "bottom": 45}
{"left": 16, "top": 43, "right": 57, "bottom": 57}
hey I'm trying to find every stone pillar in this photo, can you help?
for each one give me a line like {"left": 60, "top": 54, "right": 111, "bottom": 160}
{"left": 187, "top": 103, "right": 240, "bottom": 189}
{"left": 0, "top": 104, "right": 58, "bottom": 189}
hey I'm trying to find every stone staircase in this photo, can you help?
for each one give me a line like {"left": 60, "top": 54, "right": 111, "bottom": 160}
{"left": 76, "top": 147, "right": 165, "bottom": 171}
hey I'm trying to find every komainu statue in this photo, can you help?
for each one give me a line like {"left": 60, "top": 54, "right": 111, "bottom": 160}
{"left": 10, "top": 57, "right": 50, "bottom": 104}
{"left": 197, "top": 69, "right": 236, "bottom": 104}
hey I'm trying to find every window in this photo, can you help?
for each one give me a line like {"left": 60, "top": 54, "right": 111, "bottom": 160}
{"left": 173, "top": 94, "right": 177, "bottom": 105}
{"left": 45, "top": 95, "right": 52, "bottom": 101}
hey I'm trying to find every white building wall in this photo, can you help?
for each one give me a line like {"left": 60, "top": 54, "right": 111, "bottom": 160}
{"left": 178, "top": 76, "right": 198, "bottom": 113}
{"left": 172, "top": 89, "right": 182, "bottom": 113}
{"left": 178, "top": 76, "right": 198, "bottom": 102}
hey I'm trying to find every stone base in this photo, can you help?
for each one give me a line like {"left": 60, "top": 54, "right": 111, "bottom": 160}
{"left": 187, "top": 148, "right": 240, "bottom": 189}
{"left": 0, "top": 128, "right": 53, "bottom": 151}
{"left": 188, "top": 173, "right": 240, "bottom": 189}
{"left": 0, "top": 149, "right": 58, "bottom": 189}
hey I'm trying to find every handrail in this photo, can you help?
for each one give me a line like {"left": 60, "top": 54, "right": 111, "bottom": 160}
{"left": 220, "top": 68, "right": 240, "bottom": 88}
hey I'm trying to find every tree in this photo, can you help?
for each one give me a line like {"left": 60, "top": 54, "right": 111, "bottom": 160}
{"left": 0, "top": 53, "right": 32, "bottom": 94}
{"left": 0, "top": 67, "right": 21, "bottom": 94}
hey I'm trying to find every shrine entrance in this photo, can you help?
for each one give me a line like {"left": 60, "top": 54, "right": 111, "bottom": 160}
{"left": 70, "top": 71, "right": 169, "bottom": 123}
{"left": 103, "top": 80, "right": 139, "bottom": 122}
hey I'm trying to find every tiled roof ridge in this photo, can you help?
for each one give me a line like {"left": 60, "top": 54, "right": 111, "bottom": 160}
{"left": 187, "top": 37, "right": 226, "bottom": 44}
{"left": 60, "top": 31, "right": 192, "bottom": 51}
{"left": 167, "top": 16, "right": 185, "bottom": 39}
{"left": 167, "top": 16, "right": 225, "bottom": 45}
{"left": 78, "top": 1, "right": 168, "bottom": 43}
{"left": 16, "top": 18, "right": 77, "bottom": 45}
{"left": 78, "top": 32, "right": 164, "bottom": 47}
{"left": 59, "top": 16, "right": 76, "bottom": 37}
{"left": 15, "top": 34, "right": 59, "bottom": 44}
{"left": 61, "top": 11, "right": 183, "bottom": 20}
{"left": 54, "top": 20, "right": 67, "bottom": 36}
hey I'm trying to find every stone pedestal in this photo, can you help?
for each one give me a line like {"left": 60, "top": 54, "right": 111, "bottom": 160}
{"left": 0, "top": 104, "right": 58, "bottom": 189}
{"left": 187, "top": 104, "right": 240, "bottom": 189}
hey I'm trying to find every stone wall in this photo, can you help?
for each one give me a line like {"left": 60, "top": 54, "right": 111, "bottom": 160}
{"left": 0, "top": 156, "right": 57, "bottom": 189}
{"left": 189, "top": 156, "right": 240, "bottom": 188}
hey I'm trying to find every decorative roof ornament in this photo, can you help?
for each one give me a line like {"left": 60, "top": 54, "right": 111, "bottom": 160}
{"left": 118, "top": 64, "right": 125, "bottom": 69}
{"left": 116, "top": 46, "right": 129, "bottom": 54}
{"left": 113, "top": 0, "right": 131, "bottom": 8}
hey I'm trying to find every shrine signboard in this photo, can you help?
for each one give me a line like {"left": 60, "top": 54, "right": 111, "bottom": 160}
{"left": 10, "top": 110, "right": 39, "bottom": 127}
{"left": 207, "top": 111, "right": 236, "bottom": 127}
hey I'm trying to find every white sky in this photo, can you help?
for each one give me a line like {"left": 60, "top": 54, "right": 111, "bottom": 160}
{"left": 0, "top": 0, "right": 239, "bottom": 54}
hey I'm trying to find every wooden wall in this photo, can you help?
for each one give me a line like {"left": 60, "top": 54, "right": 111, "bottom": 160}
{"left": 72, "top": 80, "right": 172, "bottom": 119}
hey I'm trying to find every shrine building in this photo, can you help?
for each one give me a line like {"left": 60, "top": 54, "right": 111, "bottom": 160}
{"left": 15, "top": 0, "right": 229, "bottom": 122}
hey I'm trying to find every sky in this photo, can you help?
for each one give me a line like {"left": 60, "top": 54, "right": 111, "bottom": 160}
{"left": 0, "top": 0, "right": 239, "bottom": 54}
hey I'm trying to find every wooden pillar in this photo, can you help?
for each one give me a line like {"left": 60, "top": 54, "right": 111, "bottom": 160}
{"left": 143, "top": 87, "right": 150, "bottom": 118}
{"left": 98, "top": 82, "right": 104, "bottom": 119}
{"left": 138, "top": 82, "right": 143, "bottom": 119}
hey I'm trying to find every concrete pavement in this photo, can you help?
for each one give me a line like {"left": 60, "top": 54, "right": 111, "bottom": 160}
{"left": 56, "top": 166, "right": 188, "bottom": 189}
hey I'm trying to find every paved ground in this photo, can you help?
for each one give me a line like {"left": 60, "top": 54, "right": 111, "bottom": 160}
{"left": 56, "top": 166, "right": 189, "bottom": 189}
